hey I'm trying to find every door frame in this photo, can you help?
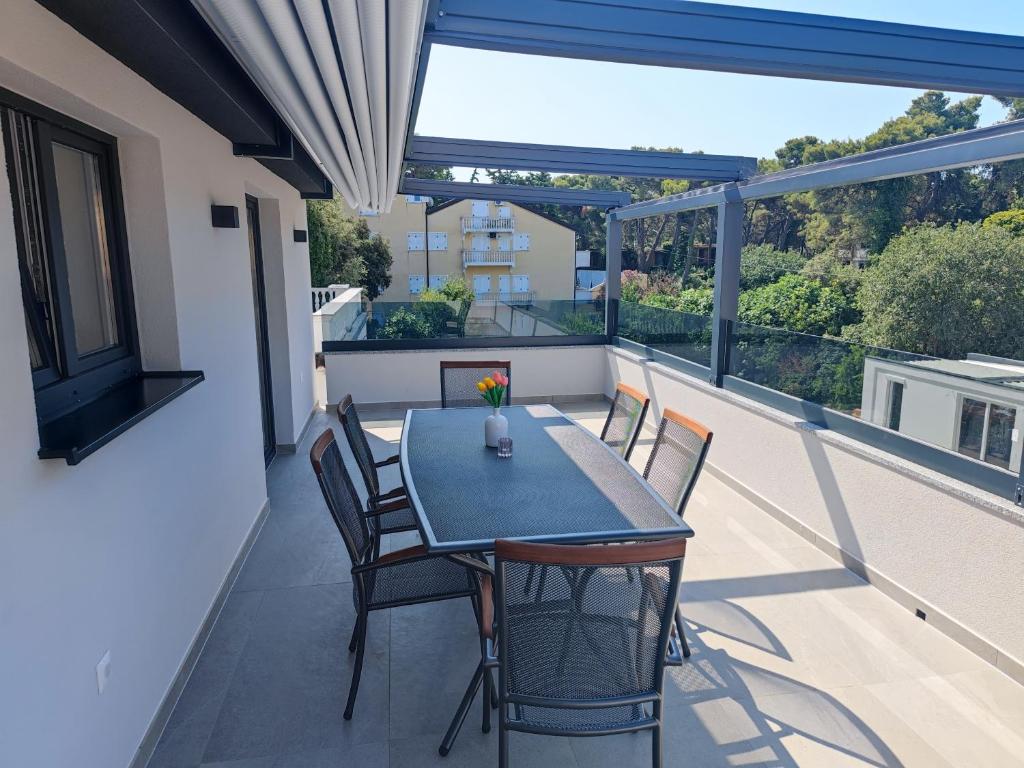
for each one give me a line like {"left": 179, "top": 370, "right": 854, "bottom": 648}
{"left": 245, "top": 194, "right": 276, "bottom": 467}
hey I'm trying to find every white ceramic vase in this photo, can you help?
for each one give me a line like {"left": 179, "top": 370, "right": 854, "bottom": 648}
{"left": 484, "top": 407, "right": 509, "bottom": 448}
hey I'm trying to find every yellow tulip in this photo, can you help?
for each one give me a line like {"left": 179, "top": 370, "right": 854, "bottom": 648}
{"left": 476, "top": 381, "right": 487, "bottom": 392}
{"left": 484, "top": 377, "right": 496, "bottom": 389}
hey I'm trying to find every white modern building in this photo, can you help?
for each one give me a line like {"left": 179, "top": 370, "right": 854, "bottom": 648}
{"left": 861, "top": 354, "right": 1024, "bottom": 471}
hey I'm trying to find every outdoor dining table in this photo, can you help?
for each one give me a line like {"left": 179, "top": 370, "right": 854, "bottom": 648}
{"left": 399, "top": 403, "right": 695, "bottom": 554}
{"left": 399, "top": 403, "right": 695, "bottom": 756}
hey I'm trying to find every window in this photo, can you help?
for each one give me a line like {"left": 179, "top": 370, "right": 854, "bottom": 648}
{"left": 513, "top": 233, "right": 530, "bottom": 251}
{"left": 2, "top": 94, "right": 138, "bottom": 420}
{"left": 427, "top": 231, "right": 447, "bottom": 251}
{"left": 406, "top": 231, "right": 425, "bottom": 251}
{"left": 886, "top": 380, "right": 904, "bottom": 431}
{"left": 512, "top": 274, "right": 530, "bottom": 293}
{"left": 428, "top": 274, "right": 448, "bottom": 290}
{"left": 957, "top": 397, "right": 1018, "bottom": 470}
{"left": 408, "top": 275, "right": 425, "bottom": 294}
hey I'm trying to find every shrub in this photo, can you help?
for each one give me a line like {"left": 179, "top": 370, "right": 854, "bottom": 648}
{"left": 740, "top": 244, "right": 807, "bottom": 290}
{"left": 377, "top": 307, "right": 432, "bottom": 339}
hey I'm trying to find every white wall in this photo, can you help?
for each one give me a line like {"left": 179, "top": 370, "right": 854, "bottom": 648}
{"left": 324, "top": 345, "right": 607, "bottom": 406}
{"left": 607, "top": 345, "right": 1024, "bottom": 677}
{"left": 0, "top": 3, "right": 314, "bottom": 766}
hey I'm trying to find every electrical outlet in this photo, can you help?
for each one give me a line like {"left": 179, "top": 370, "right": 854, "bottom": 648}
{"left": 96, "top": 650, "right": 112, "bottom": 694}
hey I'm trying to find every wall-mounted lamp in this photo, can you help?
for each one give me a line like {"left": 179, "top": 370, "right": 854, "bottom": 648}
{"left": 293, "top": 229, "right": 308, "bottom": 243}
{"left": 211, "top": 205, "right": 239, "bottom": 228}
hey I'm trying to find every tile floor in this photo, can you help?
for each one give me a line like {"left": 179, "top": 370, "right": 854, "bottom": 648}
{"left": 147, "top": 402, "right": 1024, "bottom": 768}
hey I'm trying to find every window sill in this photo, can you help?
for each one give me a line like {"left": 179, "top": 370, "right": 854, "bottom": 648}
{"left": 37, "top": 371, "right": 205, "bottom": 465}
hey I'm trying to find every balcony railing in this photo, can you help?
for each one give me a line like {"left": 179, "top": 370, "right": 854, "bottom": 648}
{"left": 462, "top": 249, "right": 515, "bottom": 267}
{"left": 461, "top": 215, "right": 515, "bottom": 233}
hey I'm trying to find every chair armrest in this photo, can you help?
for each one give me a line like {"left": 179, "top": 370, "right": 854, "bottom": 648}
{"left": 351, "top": 544, "right": 430, "bottom": 574}
{"left": 446, "top": 554, "right": 496, "bottom": 640}
{"left": 370, "top": 486, "right": 407, "bottom": 504}
{"left": 364, "top": 498, "right": 410, "bottom": 517}
{"left": 374, "top": 454, "right": 400, "bottom": 468}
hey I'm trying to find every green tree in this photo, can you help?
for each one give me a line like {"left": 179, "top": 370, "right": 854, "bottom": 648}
{"left": 738, "top": 274, "right": 856, "bottom": 336}
{"left": 307, "top": 198, "right": 393, "bottom": 300}
{"left": 740, "top": 244, "right": 807, "bottom": 290}
{"left": 853, "top": 222, "right": 1024, "bottom": 358}
{"left": 983, "top": 209, "right": 1024, "bottom": 237}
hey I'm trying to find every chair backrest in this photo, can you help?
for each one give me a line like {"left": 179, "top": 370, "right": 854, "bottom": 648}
{"left": 440, "top": 360, "right": 511, "bottom": 408}
{"left": 494, "top": 538, "right": 685, "bottom": 716}
{"left": 643, "top": 408, "right": 713, "bottom": 516}
{"left": 600, "top": 383, "right": 650, "bottom": 461}
{"left": 337, "top": 394, "right": 380, "bottom": 498}
{"left": 310, "top": 429, "right": 372, "bottom": 566}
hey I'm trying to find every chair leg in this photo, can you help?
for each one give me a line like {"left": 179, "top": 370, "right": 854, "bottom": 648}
{"left": 439, "top": 661, "right": 484, "bottom": 756}
{"left": 652, "top": 700, "right": 663, "bottom": 768}
{"left": 482, "top": 664, "right": 492, "bottom": 733}
{"left": 489, "top": 669, "right": 499, "bottom": 709}
{"left": 523, "top": 563, "right": 536, "bottom": 594}
{"left": 347, "top": 613, "right": 362, "bottom": 653}
{"left": 344, "top": 611, "right": 368, "bottom": 720}
{"left": 499, "top": 718, "right": 510, "bottom": 768}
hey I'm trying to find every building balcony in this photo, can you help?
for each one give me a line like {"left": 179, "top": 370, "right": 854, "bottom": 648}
{"left": 463, "top": 248, "right": 515, "bottom": 267}
{"left": 147, "top": 340, "right": 1024, "bottom": 766}
{"left": 461, "top": 215, "right": 515, "bottom": 233}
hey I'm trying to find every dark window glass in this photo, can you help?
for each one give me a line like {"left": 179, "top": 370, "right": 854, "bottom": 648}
{"left": 985, "top": 404, "right": 1015, "bottom": 470}
{"left": 51, "top": 141, "right": 119, "bottom": 355}
{"left": 887, "top": 381, "right": 903, "bottom": 432}
{"left": 957, "top": 398, "right": 986, "bottom": 460}
{"left": 3, "top": 109, "right": 59, "bottom": 374}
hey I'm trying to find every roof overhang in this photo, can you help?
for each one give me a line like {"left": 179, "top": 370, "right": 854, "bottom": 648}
{"left": 399, "top": 178, "right": 631, "bottom": 208}
{"left": 34, "top": 0, "right": 332, "bottom": 198}
{"left": 426, "top": 0, "right": 1024, "bottom": 96}
{"left": 407, "top": 136, "right": 756, "bottom": 181}
{"left": 192, "top": 0, "right": 430, "bottom": 211}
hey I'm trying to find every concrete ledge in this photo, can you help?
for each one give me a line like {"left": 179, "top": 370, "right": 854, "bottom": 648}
{"left": 129, "top": 497, "right": 272, "bottom": 768}
{"left": 336, "top": 393, "right": 607, "bottom": 414}
{"left": 705, "top": 462, "right": 1024, "bottom": 686}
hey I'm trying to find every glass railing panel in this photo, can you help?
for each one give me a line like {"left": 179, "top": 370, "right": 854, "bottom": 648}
{"left": 331, "top": 298, "right": 607, "bottom": 341}
{"left": 727, "top": 321, "right": 1024, "bottom": 476}
{"left": 617, "top": 301, "right": 713, "bottom": 368}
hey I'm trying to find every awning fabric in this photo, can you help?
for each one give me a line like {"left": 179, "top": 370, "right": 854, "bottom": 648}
{"left": 192, "top": 0, "right": 428, "bottom": 211}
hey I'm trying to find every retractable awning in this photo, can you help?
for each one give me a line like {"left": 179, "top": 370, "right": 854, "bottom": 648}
{"left": 192, "top": 0, "right": 429, "bottom": 211}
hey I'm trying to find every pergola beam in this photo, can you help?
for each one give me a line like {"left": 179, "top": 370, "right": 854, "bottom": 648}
{"left": 427, "top": 0, "right": 1024, "bottom": 97}
{"left": 611, "top": 118, "right": 1024, "bottom": 221}
{"left": 407, "top": 136, "right": 757, "bottom": 181}
{"left": 398, "top": 177, "right": 630, "bottom": 207}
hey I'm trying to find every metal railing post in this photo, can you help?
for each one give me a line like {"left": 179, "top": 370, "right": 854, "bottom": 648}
{"left": 605, "top": 213, "right": 622, "bottom": 341}
{"left": 710, "top": 184, "right": 742, "bottom": 387}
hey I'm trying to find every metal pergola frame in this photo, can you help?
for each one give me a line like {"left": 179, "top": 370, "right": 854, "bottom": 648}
{"left": 398, "top": 177, "right": 631, "bottom": 208}
{"left": 389, "top": 0, "right": 1024, "bottom": 502}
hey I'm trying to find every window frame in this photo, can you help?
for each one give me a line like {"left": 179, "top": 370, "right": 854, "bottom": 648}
{"left": 956, "top": 395, "right": 1018, "bottom": 469}
{"left": 1, "top": 87, "right": 140, "bottom": 421}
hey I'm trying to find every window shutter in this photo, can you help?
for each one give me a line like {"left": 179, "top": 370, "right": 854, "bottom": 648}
{"left": 407, "top": 231, "right": 425, "bottom": 250}
{"left": 513, "top": 233, "right": 530, "bottom": 251}
{"left": 429, "top": 274, "right": 449, "bottom": 289}
{"left": 428, "top": 231, "right": 448, "bottom": 251}
{"left": 408, "top": 275, "right": 425, "bottom": 294}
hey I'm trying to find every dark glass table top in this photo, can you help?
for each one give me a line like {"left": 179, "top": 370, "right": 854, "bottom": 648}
{"left": 400, "top": 404, "right": 693, "bottom": 553}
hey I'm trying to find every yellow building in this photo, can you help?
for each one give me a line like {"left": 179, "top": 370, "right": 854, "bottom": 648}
{"left": 350, "top": 195, "right": 577, "bottom": 303}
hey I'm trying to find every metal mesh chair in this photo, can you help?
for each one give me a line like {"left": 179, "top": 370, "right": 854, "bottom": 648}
{"left": 337, "top": 395, "right": 418, "bottom": 544}
{"left": 448, "top": 539, "right": 686, "bottom": 767}
{"left": 310, "top": 429, "right": 479, "bottom": 720}
{"left": 440, "top": 360, "right": 511, "bottom": 407}
{"left": 600, "top": 383, "right": 651, "bottom": 461}
{"left": 643, "top": 408, "right": 713, "bottom": 517}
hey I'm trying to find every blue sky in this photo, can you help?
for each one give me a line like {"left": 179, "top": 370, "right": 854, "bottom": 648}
{"left": 415, "top": 1, "right": 1024, "bottom": 180}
